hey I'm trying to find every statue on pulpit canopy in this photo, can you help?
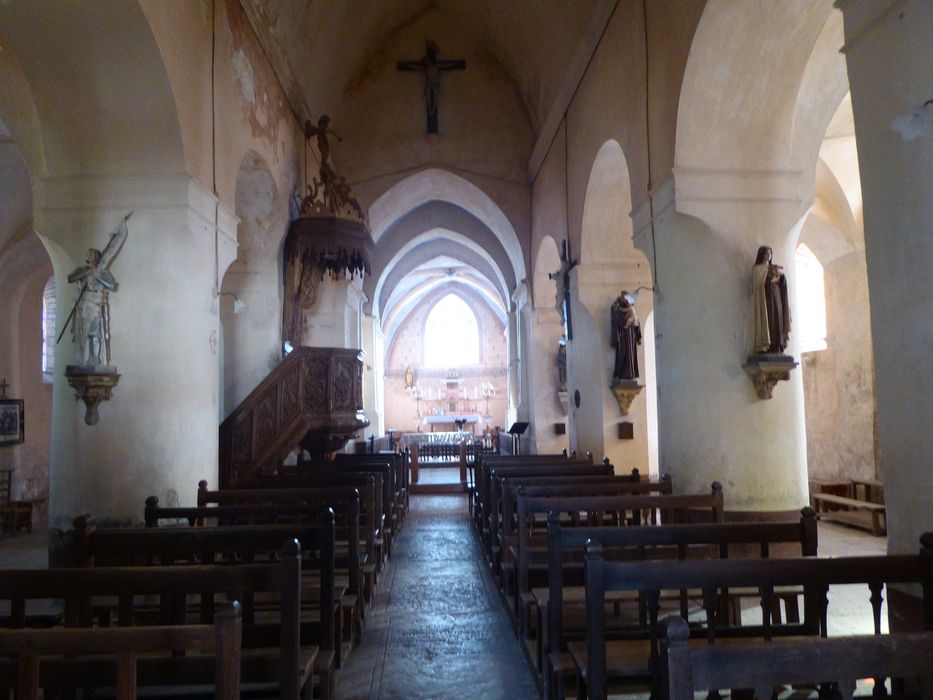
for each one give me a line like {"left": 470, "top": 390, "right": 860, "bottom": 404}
{"left": 610, "top": 291, "right": 642, "bottom": 380}
{"left": 751, "top": 246, "right": 792, "bottom": 355}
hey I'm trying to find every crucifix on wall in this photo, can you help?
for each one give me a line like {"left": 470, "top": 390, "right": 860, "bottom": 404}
{"left": 548, "top": 239, "right": 578, "bottom": 341}
{"left": 397, "top": 41, "right": 466, "bottom": 134}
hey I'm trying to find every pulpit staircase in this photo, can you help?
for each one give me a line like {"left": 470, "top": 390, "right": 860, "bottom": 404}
{"left": 218, "top": 346, "right": 368, "bottom": 488}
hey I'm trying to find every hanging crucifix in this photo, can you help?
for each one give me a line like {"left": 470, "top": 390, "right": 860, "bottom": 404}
{"left": 548, "top": 239, "right": 578, "bottom": 341}
{"left": 397, "top": 41, "right": 466, "bottom": 134}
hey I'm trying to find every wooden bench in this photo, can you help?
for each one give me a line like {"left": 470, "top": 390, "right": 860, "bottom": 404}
{"left": 542, "top": 509, "right": 817, "bottom": 700}
{"left": 0, "top": 601, "right": 242, "bottom": 700}
{"left": 582, "top": 534, "right": 933, "bottom": 700}
{"left": 483, "top": 461, "right": 611, "bottom": 563}
{"left": 811, "top": 492, "right": 887, "bottom": 536}
{"left": 73, "top": 517, "right": 336, "bottom": 699}
{"left": 232, "top": 474, "right": 382, "bottom": 591}
{"left": 0, "top": 546, "right": 309, "bottom": 699}
{"left": 661, "top": 616, "right": 933, "bottom": 700}
{"left": 473, "top": 453, "right": 593, "bottom": 536}
{"left": 511, "top": 486, "right": 725, "bottom": 680}
{"left": 147, "top": 492, "right": 364, "bottom": 652}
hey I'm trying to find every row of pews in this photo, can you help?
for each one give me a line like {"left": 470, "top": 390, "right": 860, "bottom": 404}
{"left": 0, "top": 450, "right": 410, "bottom": 699}
{"left": 471, "top": 451, "right": 933, "bottom": 700}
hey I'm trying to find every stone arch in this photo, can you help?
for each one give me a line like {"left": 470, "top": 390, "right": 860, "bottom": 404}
{"left": 570, "top": 139, "right": 653, "bottom": 470}
{"left": 533, "top": 235, "right": 561, "bottom": 310}
{"left": 580, "top": 140, "right": 637, "bottom": 265}
{"left": 675, "top": 0, "right": 837, "bottom": 174}
{"left": 373, "top": 226, "right": 510, "bottom": 322}
{"left": 369, "top": 168, "right": 526, "bottom": 284}
{"left": 0, "top": 2, "right": 185, "bottom": 179}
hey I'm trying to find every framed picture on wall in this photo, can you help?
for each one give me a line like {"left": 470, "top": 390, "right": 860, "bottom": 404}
{"left": 0, "top": 399, "right": 24, "bottom": 446}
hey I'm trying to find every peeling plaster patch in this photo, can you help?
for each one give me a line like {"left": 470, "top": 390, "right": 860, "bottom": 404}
{"left": 232, "top": 49, "right": 256, "bottom": 105}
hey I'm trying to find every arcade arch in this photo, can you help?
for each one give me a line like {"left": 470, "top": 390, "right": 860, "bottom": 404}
{"left": 570, "top": 140, "right": 654, "bottom": 471}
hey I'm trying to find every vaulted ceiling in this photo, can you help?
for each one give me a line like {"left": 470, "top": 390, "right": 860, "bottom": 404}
{"left": 239, "top": 0, "right": 605, "bottom": 137}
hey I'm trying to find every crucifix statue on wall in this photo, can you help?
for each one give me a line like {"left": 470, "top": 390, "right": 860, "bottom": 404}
{"left": 548, "top": 239, "right": 578, "bottom": 341}
{"left": 397, "top": 41, "right": 466, "bottom": 134}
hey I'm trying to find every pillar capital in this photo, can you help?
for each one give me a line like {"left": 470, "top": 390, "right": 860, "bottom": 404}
{"left": 672, "top": 166, "right": 811, "bottom": 245}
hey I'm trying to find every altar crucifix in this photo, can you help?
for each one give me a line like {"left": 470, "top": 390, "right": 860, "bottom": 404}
{"left": 397, "top": 41, "right": 466, "bottom": 134}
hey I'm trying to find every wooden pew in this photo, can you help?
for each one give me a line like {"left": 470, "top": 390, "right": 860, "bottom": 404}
{"left": 0, "top": 601, "right": 242, "bottom": 700}
{"left": 189, "top": 484, "right": 365, "bottom": 603}
{"left": 336, "top": 451, "right": 409, "bottom": 527}
{"left": 483, "top": 461, "right": 611, "bottom": 563}
{"left": 73, "top": 517, "right": 337, "bottom": 698}
{"left": 510, "top": 485, "right": 725, "bottom": 682}
{"left": 498, "top": 473, "right": 674, "bottom": 567}
{"left": 285, "top": 461, "right": 394, "bottom": 562}
{"left": 582, "top": 535, "right": 933, "bottom": 700}
{"left": 473, "top": 453, "right": 593, "bottom": 535}
{"left": 661, "top": 616, "right": 933, "bottom": 700}
{"left": 147, "top": 491, "right": 364, "bottom": 649}
{"left": 543, "top": 508, "right": 817, "bottom": 700}
{"left": 233, "top": 473, "right": 382, "bottom": 589}
{"left": 811, "top": 492, "right": 887, "bottom": 536}
{"left": 0, "top": 546, "right": 308, "bottom": 699}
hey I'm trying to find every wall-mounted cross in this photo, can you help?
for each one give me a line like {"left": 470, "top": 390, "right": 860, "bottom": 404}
{"left": 397, "top": 41, "right": 466, "bottom": 134}
{"left": 0, "top": 378, "right": 8, "bottom": 399}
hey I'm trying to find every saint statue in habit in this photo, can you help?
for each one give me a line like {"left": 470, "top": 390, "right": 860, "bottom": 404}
{"left": 751, "top": 246, "right": 791, "bottom": 355}
{"left": 610, "top": 291, "right": 642, "bottom": 380}
{"left": 63, "top": 213, "right": 131, "bottom": 367}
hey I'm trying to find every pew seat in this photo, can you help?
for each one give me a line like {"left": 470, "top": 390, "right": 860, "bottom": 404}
{"left": 811, "top": 492, "right": 887, "bottom": 535}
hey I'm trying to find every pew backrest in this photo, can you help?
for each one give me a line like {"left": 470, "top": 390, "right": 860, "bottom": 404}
{"left": 546, "top": 508, "right": 818, "bottom": 654}
{"left": 0, "top": 601, "right": 242, "bottom": 700}
{"left": 583, "top": 536, "right": 933, "bottom": 700}
{"left": 661, "top": 616, "right": 933, "bottom": 700}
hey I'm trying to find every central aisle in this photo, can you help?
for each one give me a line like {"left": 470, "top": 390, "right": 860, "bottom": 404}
{"left": 335, "top": 494, "right": 539, "bottom": 700}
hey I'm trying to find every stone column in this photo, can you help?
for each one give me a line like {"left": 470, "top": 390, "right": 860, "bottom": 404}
{"left": 35, "top": 175, "right": 237, "bottom": 540}
{"left": 300, "top": 276, "right": 365, "bottom": 350}
{"left": 652, "top": 171, "right": 810, "bottom": 512}
{"left": 527, "top": 305, "right": 567, "bottom": 454}
{"left": 836, "top": 0, "right": 932, "bottom": 554}
{"left": 361, "top": 313, "right": 385, "bottom": 438}
{"left": 567, "top": 262, "right": 650, "bottom": 469}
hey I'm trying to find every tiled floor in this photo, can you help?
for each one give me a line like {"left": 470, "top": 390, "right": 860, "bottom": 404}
{"left": 0, "top": 504, "right": 896, "bottom": 698}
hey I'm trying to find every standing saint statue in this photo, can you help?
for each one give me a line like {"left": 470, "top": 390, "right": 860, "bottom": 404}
{"left": 610, "top": 291, "right": 642, "bottom": 380}
{"left": 751, "top": 245, "right": 791, "bottom": 355}
{"left": 62, "top": 213, "right": 131, "bottom": 367}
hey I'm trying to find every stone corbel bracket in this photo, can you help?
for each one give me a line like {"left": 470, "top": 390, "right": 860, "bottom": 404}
{"left": 557, "top": 390, "right": 568, "bottom": 413}
{"left": 743, "top": 356, "right": 798, "bottom": 400}
{"left": 64, "top": 366, "right": 121, "bottom": 425}
{"left": 610, "top": 379, "right": 643, "bottom": 415}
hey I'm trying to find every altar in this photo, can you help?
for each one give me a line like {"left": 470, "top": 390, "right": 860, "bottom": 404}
{"left": 424, "top": 414, "right": 482, "bottom": 433}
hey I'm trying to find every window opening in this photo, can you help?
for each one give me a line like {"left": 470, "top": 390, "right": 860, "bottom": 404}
{"left": 424, "top": 294, "right": 480, "bottom": 367}
{"left": 795, "top": 244, "right": 827, "bottom": 352}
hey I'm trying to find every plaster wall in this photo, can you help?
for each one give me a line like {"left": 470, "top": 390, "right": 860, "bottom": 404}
{"left": 13, "top": 269, "right": 53, "bottom": 514}
{"left": 801, "top": 250, "right": 877, "bottom": 483}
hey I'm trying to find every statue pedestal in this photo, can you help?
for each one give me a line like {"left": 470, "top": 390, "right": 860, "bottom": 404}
{"left": 610, "top": 379, "right": 643, "bottom": 415}
{"left": 64, "top": 365, "right": 121, "bottom": 425}
{"left": 742, "top": 355, "right": 798, "bottom": 400}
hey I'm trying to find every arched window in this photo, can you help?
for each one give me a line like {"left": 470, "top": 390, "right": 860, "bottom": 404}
{"left": 795, "top": 244, "right": 827, "bottom": 352}
{"left": 424, "top": 294, "right": 480, "bottom": 368}
{"left": 42, "top": 276, "right": 56, "bottom": 380}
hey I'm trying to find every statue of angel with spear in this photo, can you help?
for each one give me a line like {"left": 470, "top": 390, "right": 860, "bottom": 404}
{"left": 58, "top": 212, "right": 131, "bottom": 368}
